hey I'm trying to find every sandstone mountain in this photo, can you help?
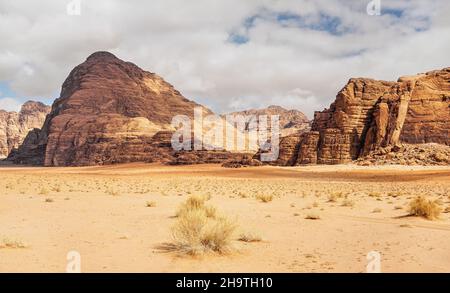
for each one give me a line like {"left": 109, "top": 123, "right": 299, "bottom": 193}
{"left": 275, "top": 67, "right": 450, "bottom": 166}
{"left": 9, "top": 52, "right": 248, "bottom": 166}
{"left": 225, "top": 105, "right": 310, "bottom": 137}
{"left": 0, "top": 101, "right": 50, "bottom": 158}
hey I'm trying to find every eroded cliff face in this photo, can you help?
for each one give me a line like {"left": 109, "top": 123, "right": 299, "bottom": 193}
{"left": 278, "top": 67, "right": 450, "bottom": 166}
{"left": 225, "top": 105, "right": 310, "bottom": 137}
{"left": 9, "top": 52, "right": 259, "bottom": 166}
{"left": 0, "top": 101, "right": 50, "bottom": 158}
{"left": 9, "top": 52, "right": 217, "bottom": 166}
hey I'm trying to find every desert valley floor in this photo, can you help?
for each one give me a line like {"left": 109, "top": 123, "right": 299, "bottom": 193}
{"left": 0, "top": 163, "right": 449, "bottom": 272}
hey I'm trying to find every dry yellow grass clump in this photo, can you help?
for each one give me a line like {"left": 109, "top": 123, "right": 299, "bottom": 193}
{"left": 408, "top": 196, "right": 442, "bottom": 220}
{"left": 238, "top": 232, "right": 262, "bottom": 243}
{"left": 170, "top": 195, "right": 237, "bottom": 255}
{"left": 255, "top": 194, "right": 273, "bottom": 203}
{"left": 305, "top": 212, "right": 321, "bottom": 220}
{"left": 0, "top": 238, "right": 27, "bottom": 249}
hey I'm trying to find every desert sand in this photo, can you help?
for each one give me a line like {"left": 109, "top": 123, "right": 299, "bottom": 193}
{"left": 0, "top": 163, "right": 449, "bottom": 272}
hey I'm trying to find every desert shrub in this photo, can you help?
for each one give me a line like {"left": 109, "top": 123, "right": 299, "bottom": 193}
{"left": 170, "top": 196, "right": 237, "bottom": 255}
{"left": 305, "top": 212, "right": 321, "bottom": 220}
{"left": 203, "top": 205, "right": 217, "bottom": 218}
{"left": 0, "top": 238, "right": 27, "bottom": 249}
{"left": 256, "top": 194, "right": 273, "bottom": 203}
{"left": 408, "top": 196, "right": 442, "bottom": 220}
{"left": 372, "top": 208, "right": 382, "bottom": 213}
{"left": 39, "top": 187, "right": 49, "bottom": 195}
{"left": 146, "top": 201, "right": 156, "bottom": 207}
{"left": 368, "top": 192, "right": 381, "bottom": 198}
{"left": 328, "top": 192, "right": 345, "bottom": 202}
{"left": 238, "top": 232, "right": 262, "bottom": 243}
{"left": 176, "top": 195, "right": 215, "bottom": 218}
{"left": 327, "top": 194, "right": 338, "bottom": 202}
{"left": 341, "top": 199, "right": 355, "bottom": 207}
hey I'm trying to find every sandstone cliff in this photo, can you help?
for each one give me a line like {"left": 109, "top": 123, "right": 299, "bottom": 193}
{"left": 277, "top": 68, "right": 450, "bottom": 166}
{"left": 9, "top": 52, "right": 252, "bottom": 166}
{"left": 225, "top": 105, "right": 310, "bottom": 137}
{"left": 0, "top": 101, "right": 50, "bottom": 158}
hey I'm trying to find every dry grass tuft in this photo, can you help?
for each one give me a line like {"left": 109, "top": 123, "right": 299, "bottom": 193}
{"left": 328, "top": 192, "right": 344, "bottom": 202}
{"left": 0, "top": 238, "right": 27, "bottom": 249}
{"left": 238, "top": 232, "right": 262, "bottom": 243}
{"left": 146, "top": 201, "right": 156, "bottom": 207}
{"left": 341, "top": 199, "right": 355, "bottom": 207}
{"left": 169, "top": 195, "right": 237, "bottom": 255}
{"left": 39, "top": 187, "right": 49, "bottom": 195}
{"left": 176, "top": 195, "right": 216, "bottom": 218}
{"left": 407, "top": 196, "right": 442, "bottom": 220}
{"left": 305, "top": 212, "right": 321, "bottom": 220}
{"left": 368, "top": 192, "right": 381, "bottom": 198}
{"left": 255, "top": 194, "right": 274, "bottom": 203}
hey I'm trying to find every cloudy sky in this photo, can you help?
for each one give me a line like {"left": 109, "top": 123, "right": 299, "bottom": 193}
{"left": 0, "top": 0, "right": 449, "bottom": 117}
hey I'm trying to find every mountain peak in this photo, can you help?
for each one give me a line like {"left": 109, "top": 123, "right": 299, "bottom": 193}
{"left": 86, "top": 51, "right": 119, "bottom": 62}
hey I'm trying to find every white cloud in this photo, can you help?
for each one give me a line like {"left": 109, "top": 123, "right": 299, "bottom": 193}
{"left": 0, "top": 97, "right": 22, "bottom": 112}
{"left": 0, "top": 0, "right": 449, "bottom": 118}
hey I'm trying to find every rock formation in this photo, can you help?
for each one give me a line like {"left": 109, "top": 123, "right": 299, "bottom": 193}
{"left": 225, "top": 105, "right": 310, "bottom": 137}
{"left": 0, "top": 101, "right": 50, "bottom": 158}
{"left": 277, "top": 67, "right": 450, "bottom": 166}
{"left": 9, "top": 52, "right": 250, "bottom": 166}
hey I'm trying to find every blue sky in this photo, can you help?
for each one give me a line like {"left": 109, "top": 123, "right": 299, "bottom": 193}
{"left": 0, "top": 0, "right": 448, "bottom": 116}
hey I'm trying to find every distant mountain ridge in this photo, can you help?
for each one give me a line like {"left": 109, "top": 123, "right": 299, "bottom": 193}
{"left": 0, "top": 101, "right": 50, "bottom": 158}
{"left": 225, "top": 105, "right": 311, "bottom": 137}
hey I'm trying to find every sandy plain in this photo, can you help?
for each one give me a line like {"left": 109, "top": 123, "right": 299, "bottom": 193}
{"left": 0, "top": 163, "right": 449, "bottom": 272}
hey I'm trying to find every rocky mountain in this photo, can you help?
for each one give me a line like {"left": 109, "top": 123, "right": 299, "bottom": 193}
{"left": 8, "top": 52, "right": 252, "bottom": 166}
{"left": 275, "top": 67, "right": 450, "bottom": 166}
{"left": 0, "top": 101, "right": 50, "bottom": 158}
{"left": 225, "top": 105, "right": 310, "bottom": 137}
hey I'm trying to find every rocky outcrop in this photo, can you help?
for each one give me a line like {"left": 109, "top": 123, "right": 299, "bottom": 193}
{"left": 356, "top": 143, "right": 450, "bottom": 166}
{"left": 221, "top": 155, "right": 263, "bottom": 168}
{"left": 225, "top": 105, "right": 310, "bottom": 137}
{"left": 0, "top": 101, "right": 50, "bottom": 158}
{"left": 277, "top": 68, "right": 450, "bottom": 165}
{"left": 9, "top": 51, "right": 247, "bottom": 166}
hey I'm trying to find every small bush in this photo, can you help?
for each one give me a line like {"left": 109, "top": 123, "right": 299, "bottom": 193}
{"left": 328, "top": 192, "right": 343, "bottom": 202}
{"left": 341, "top": 199, "right": 355, "bottom": 207}
{"left": 408, "top": 196, "right": 442, "bottom": 220}
{"left": 146, "top": 201, "right": 156, "bottom": 207}
{"left": 170, "top": 196, "right": 237, "bottom": 255}
{"left": 176, "top": 195, "right": 215, "bottom": 218}
{"left": 45, "top": 198, "right": 54, "bottom": 203}
{"left": 39, "top": 188, "right": 49, "bottom": 195}
{"left": 0, "top": 238, "right": 27, "bottom": 249}
{"left": 305, "top": 212, "right": 321, "bottom": 220}
{"left": 372, "top": 208, "right": 382, "bottom": 213}
{"left": 368, "top": 192, "right": 381, "bottom": 198}
{"left": 256, "top": 194, "right": 273, "bottom": 203}
{"left": 238, "top": 232, "right": 262, "bottom": 243}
